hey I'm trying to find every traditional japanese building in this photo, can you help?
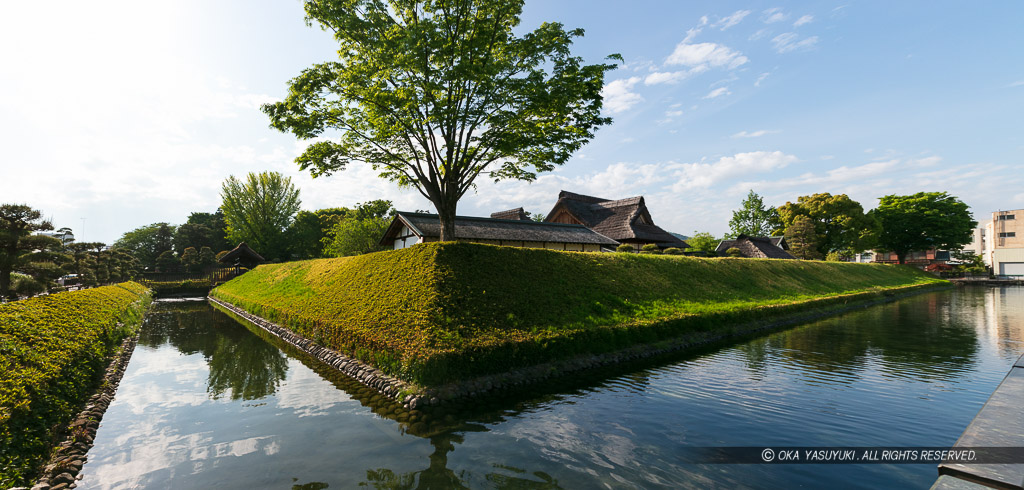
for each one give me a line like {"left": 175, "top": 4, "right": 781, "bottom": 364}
{"left": 379, "top": 211, "right": 618, "bottom": 252}
{"left": 543, "top": 191, "right": 688, "bottom": 250}
{"left": 715, "top": 235, "right": 796, "bottom": 259}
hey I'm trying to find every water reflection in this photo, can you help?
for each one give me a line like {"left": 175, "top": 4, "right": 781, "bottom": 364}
{"left": 140, "top": 300, "right": 289, "bottom": 400}
{"left": 81, "top": 288, "right": 1024, "bottom": 489}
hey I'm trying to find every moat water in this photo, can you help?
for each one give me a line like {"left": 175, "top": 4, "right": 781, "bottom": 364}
{"left": 78, "top": 287, "right": 1024, "bottom": 489}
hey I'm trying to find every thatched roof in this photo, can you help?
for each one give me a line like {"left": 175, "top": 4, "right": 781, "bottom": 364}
{"left": 544, "top": 190, "right": 688, "bottom": 248}
{"left": 716, "top": 235, "right": 796, "bottom": 259}
{"left": 218, "top": 242, "right": 266, "bottom": 265}
{"left": 379, "top": 212, "right": 619, "bottom": 246}
{"left": 489, "top": 207, "right": 530, "bottom": 221}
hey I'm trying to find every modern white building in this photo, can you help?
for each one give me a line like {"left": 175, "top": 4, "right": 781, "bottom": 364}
{"left": 972, "top": 209, "right": 1024, "bottom": 276}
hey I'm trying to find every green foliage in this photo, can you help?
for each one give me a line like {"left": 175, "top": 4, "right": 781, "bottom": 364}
{"left": 263, "top": 0, "right": 618, "bottom": 241}
{"left": 322, "top": 201, "right": 394, "bottom": 257}
{"left": 685, "top": 231, "right": 719, "bottom": 255}
{"left": 180, "top": 247, "right": 201, "bottom": 273}
{"left": 221, "top": 171, "right": 302, "bottom": 262}
{"left": 287, "top": 208, "right": 350, "bottom": 260}
{"left": 198, "top": 246, "right": 216, "bottom": 271}
{"left": 0, "top": 204, "right": 57, "bottom": 299}
{"left": 615, "top": 244, "right": 634, "bottom": 253}
{"left": 725, "top": 247, "right": 743, "bottom": 258}
{"left": 785, "top": 215, "right": 822, "bottom": 260}
{"left": 952, "top": 250, "right": 987, "bottom": 274}
{"left": 113, "top": 222, "right": 176, "bottom": 270}
{"left": 156, "top": 250, "right": 178, "bottom": 273}
{"left": 776, "top": 193, "right": 876, "bottom": 256}
{"left": 212, "top": 242, "right": 944, "bottom": 387}
{"left": 663, "top": 247, "right": 684, "bottom": 255}
{"left": 0, "top": 283, "right": 150, "bottom": 487}
{"left": 728, "top": 190, "right": 780, "bottom": 238}
{"left": 174, "top": 210, "right": 230, "bottom": 254}
{"left": 640, "top": 244, "right": 661, "bottom": 254}
{"left": 825, "top": 250, "right": 854, "bottom": 262}
{"left": 869, "top": 192, "right": 976, "bottom": 264}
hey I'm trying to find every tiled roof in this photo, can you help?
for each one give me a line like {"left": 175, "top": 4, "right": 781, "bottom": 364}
{"left": 716, "top": 235, "right": 796, "bottom": 259}
{"left": 545, "top": 190, "right": 688, "bottom": 247}
{"left": 218, "top": 242, "right": 265, "bottom": 264}
{"left": 379, "top": 212, "right": 619, "bottom": 246}
{"left": 489, "top": 207, "right": 530, "bottom": 221}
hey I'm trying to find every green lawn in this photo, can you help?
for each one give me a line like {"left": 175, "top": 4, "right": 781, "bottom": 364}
{"left": 211, "top": 242, "right": 946, "bottom": 385}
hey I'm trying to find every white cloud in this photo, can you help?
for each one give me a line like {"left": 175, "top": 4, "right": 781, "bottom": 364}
{"left": 665, "top": 42, "right": 748, "bottom": 71}
{"left": 601, "top": 77, "right": 644, "bottom": 113}
{"left": 644, "top": 71, "right": 691, "bottom": 85}
{"left": 665, "top": 110, "right": 684, "bottom": 117}
{"left": 704, "top": 87, "right": 731, "bottom": 99}
{"left": 755, "top": 72, "right": 770, "bottom": 87}
{"left": 772, "top": 33, "right": 819, "bottom": 53}
{"left": 712, "top": 10, "right": 751, "bottom": 30}
{"left": 762, "top": 8, "right": 788, "bottom": 24}
{"left": 793, "top": 15, "right": 814, "bottom": 27}
{"left": 732, "top": 130, "right": 780, "bottom": 138}
{"left": 670, "top": 151, "right": 799, "bottom": 192}
{"left": 1007, "top": 80, "right": 1024, "bottom": 88}
{"left": 749, "top": 29, "right": 771, "bottom": 41}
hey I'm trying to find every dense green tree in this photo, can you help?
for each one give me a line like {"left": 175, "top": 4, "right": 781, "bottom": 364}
{"left": 180, "top": 247, "right": 201, "bottom": 273}
{"left": 156, "top": 250, "right": 179, "bottom": 273}
{"left": 263, "top": 0, "right": 618, "bottom": 241}
{"left": 174, "top": 210, "right": 231, "bottom": 254}
{"left": 775, "top": 193, "right": 875, "bottom": 257}
{"left": 198, "top": 246, "right": 217, "bottom": 272}
{"left": 728, "top": 190, "right": 781, "bottom": 238}
{"left": 785, "top": 215, "right": 823, "bottom": 260}
{"left": 114, "top": 222, "right": 177, "bottom": 270}
{"left": 685, "top": 231, "right": 720, "bottom": 255}
{"left": 322, "top": 200, "right": 394, "bottom": 257}
{"left": 287, "top": 207, "right": 350, "bottom": 259}
{"left": 67, "top": 242, "right": 100, "bottom": 287}
{"left": 0, "top": 204, "right": 56, "bottom": 299}
{"left": 869, "top": 192, "right": 976, "bottom": 264}
{"left": 54, "top": 227, "right": 75, "bottom": 250}
{"left": 220, "top": 171, "right": 302, "bottom": 261}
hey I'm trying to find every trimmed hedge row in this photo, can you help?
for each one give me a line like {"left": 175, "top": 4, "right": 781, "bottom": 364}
{"left": 0, "top": 282, "right": 151, "bottom": 487}
{"left": 211, "top": 242, "right": 946, "bottom": 386}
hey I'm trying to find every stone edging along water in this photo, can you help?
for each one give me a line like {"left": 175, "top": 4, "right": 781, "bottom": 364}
{"left": 209, "top": 283, "right": 948, "bottom": 410}
{"left": 23, "top": 334, "right": 140, "bottom": 490}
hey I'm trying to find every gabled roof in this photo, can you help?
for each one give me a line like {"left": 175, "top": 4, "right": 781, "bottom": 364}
{"left": 716, "top": 234, "right": 796, "bottom": 259}
{"left": 379, "top": 212, "right": 619, "bottom": 246}
{"left": 490, "top": 207, "right": 530, "bottom": 221}
{"left": 544, "top": 190, "right": 688, "bottom": 247}
{"left": 769, "top": 236, "right": 789, "bottom": 250}
{"left": 218, "top": 242, "right": 266, "bottom": 265}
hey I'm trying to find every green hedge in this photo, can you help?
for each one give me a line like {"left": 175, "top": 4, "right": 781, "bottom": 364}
{"left": 211, "top": 242, "right": 946, "bottom": 386}
{"left": 0, "top": 282, "right": 151, "bottom": 487}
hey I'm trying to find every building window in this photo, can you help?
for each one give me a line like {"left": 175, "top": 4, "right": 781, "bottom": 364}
{"left": 998, "top": 214, "right": 1015, "bottom": 220}
{"left": 999, "top": 232, "right": 1016, "bottom": 238}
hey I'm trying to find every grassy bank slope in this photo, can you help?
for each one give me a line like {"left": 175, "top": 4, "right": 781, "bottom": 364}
{"left": 211, "top": 243, "right": 945, "bottom": 386}
{"left": 0, "top": 282, "right": 151, "bottom": 487}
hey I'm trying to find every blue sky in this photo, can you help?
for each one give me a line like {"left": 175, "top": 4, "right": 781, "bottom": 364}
{"left": 2, "top": 1, "right": 1022, "bottom": 245}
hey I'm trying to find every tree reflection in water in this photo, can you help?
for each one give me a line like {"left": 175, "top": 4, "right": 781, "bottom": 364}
{"left": 139, "top": 300, "right": 289, "bottom": 401}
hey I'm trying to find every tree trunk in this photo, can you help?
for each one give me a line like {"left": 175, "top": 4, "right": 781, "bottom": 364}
{"left": 437, "top": 202, "right": 458, "bottom": 242}
{"left": 0, "top": 265, "right": 11, "bottom": 300}
{"left": 896, "top": 252, "right": 906, "bottom": 264}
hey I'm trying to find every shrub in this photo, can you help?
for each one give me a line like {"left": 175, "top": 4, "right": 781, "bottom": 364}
{"left": 663, "top": 247, "right": 684, "bottom": 255}
{"left": 616, "top": 244, "right": 634, "bottom": 253}
{"left": 725, "top": 247, "right": 743, "bottom": 257}
{"left": 0, "top": 283, "right": 151, "bottom": 487}
{"left": 212, "top": 242, "right": 944, "bottom": 387}
{"left": 640, "top": 244, "right": 661, "bottom": 255}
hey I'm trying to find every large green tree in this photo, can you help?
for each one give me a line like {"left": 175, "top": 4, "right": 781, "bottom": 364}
{"left": 114, "top": 222, "right": 176, "bottom": 270}
{"left": 287, "top": 207, "right": 350, "bottom": 259}
{"left": 870, "top": 192, "right": 976, "bottom": 264}
{"left": 728, "top": 190, "right": 780, "bottom": 238}
{"left": 0, "top": 204, "right": 58, "bottom": 299}
{"left": 775, "top": 193, "right": 876, "bottom": 257}
{"left": 785, "top": 215, "right": 822, "bottom": 260}
{"left": 220, "top": 171, "right": 302, "bottom": 261}
{"left": 263, "top": 0, "right": 618, "bottom": 241}
{"left": 685, "top": 231, "right": 720, "bottom": 255}
{"left": 174, "top": 211, "right": 230, "bottom": 254}
{"left": 322, "top": 200, "right": 395, "bottom": 257}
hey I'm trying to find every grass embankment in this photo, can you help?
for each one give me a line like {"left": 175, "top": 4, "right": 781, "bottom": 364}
{"left": 211, "top": 242, "right": 946, "bottom": 387}
{"left": 0, "top": 282, "right": 151, "bottom": 487}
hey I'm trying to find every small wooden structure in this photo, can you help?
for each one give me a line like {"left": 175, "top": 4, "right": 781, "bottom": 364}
{"left": 218, "top": 242, "right": 266, "bottom": 270}
{"left": 543, "top": 190, "right": 689, "bottom": 250}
